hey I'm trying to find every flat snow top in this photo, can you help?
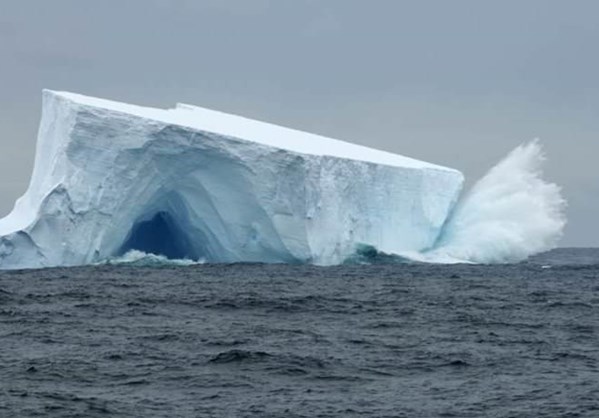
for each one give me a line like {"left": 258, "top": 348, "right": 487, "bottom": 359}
{"left": 49, "top": 90, "right": 458, "bottom": 172}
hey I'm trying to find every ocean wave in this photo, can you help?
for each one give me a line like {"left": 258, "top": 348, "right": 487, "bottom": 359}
{"left": 97, "top": 250, "right": 204, "bottom": 267}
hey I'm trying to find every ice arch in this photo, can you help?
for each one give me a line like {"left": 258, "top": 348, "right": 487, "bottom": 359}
{"left": 115, "top": 188, "right": 203, "bottom": 260}
{"left": 113, "top": 187, "right": 234, "bottom": 262}
{"left": 121, "top": 212, "right": 191, "bottom": 259}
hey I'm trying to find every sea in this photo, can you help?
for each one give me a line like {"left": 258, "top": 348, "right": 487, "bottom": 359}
{"left": 1, "top": 248, "right": 598, "bottom": 417}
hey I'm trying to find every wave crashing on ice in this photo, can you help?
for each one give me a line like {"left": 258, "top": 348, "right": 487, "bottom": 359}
{"left": 98, "top": 250, "right": 204, "bottom": 267}
{"left": 399, "top": 140, "right": 567, "bottom": 264}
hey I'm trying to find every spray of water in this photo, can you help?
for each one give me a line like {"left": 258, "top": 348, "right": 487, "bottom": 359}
{"left": 423, "top": 139, "right": 567, "bottom": 263}
{"left": 97, "top": 250, "right": 204, "bottom": 267}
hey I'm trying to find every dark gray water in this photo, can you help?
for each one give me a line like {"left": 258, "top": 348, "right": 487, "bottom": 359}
{"left": 1, "top": 248, "right": 598, "bottom": 417}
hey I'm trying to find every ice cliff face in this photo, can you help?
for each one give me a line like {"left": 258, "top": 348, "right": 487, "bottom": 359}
{"left": 0, "top": 90, "right": 464, "bottom": 269}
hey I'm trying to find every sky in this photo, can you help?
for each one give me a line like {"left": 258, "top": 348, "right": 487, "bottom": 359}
{"left": 0, "top": 0, "right": 597, "bottom": 246}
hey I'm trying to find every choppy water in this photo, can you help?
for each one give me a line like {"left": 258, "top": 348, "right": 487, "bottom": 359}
{"left": 1, "top": 248, "right": 598, "bottom": 417}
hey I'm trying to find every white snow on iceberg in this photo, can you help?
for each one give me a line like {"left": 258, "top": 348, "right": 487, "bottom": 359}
{"left": 0, "top": 90, "right": 465, "bottom": 269}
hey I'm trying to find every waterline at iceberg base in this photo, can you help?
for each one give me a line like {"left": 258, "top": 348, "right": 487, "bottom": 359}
{"left": 0, "top": 91, "right": 564, "bottom": 270}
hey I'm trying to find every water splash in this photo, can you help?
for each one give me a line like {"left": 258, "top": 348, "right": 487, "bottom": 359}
{"left": 97, "top": 250, "right": 204, "bottom": 267}
{"left": 421, "top": 140, "right": 567, "bottom": 263}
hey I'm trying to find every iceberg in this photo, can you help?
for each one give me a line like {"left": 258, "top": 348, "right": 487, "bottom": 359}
{"left": 0, "top": 90, "right": 465, "bottom": 269}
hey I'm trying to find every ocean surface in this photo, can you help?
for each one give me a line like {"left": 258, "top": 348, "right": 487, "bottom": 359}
{"left": 1, "top": 248, "right": 598, "bottom": 417}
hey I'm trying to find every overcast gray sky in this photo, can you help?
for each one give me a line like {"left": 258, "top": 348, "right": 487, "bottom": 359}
{"left": 0, "top": 0, "right": 597, "bottom": 246}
